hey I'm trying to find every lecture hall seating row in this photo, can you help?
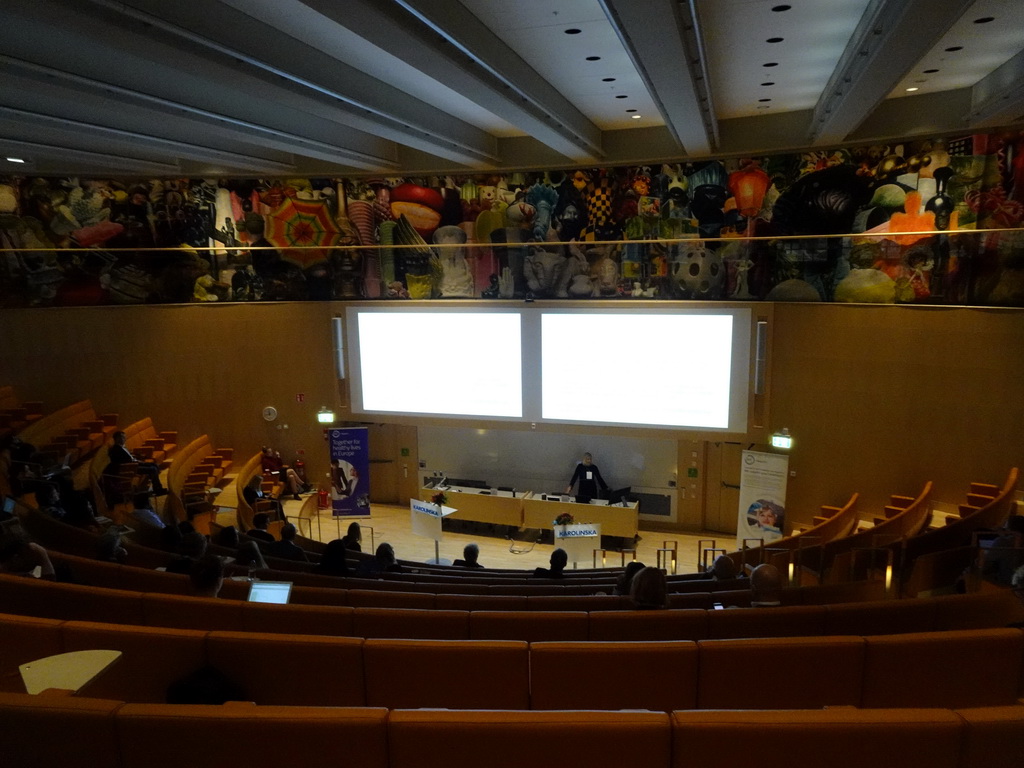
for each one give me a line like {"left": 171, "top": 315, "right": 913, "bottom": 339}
{"left": 1, "top": 691, "right": 1021, "bottom": 768}
{"left": 0, "top": 385, "right": 43, "bottom": 438}
{"left": 2, "top": 610, "right": 1022, "bottom": 711}
{"left": 0, "top": 571, "right": 1021, "bottom": 642}
{"left": 164, "top": 434, "right": 233, "bottom": 525}
{"left": 45, "top": 547, "right": 887, "bottom": 611}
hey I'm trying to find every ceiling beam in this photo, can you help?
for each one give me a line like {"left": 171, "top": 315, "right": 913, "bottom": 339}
{"left": 808, "top": 0, "right": 975, "bottom": 146}
{"left": 0, "top": 139, "right": 182, "bottom": 174}
{"left": 0, "top": 56, "right": 400, "bottom": 172}
{"left": 0, "top": 106, "right": 298, "bottom": 174}
{"left": 77, "top": 0, "right": 499, "bottom": 168}
{"left": 968, "top": 47, "right": 1024, "bottom": 129}
{"left": 389, "top": 0, "right": 598, "bottom": 162}
{"left": 598, "top": 0, "right": 714, "bottom": 155}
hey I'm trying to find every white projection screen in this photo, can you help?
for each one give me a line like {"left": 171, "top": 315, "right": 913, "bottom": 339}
{"left": 348, "top": 308, "right": 523, "bottom": 419}
{"left": 347, "top": 306, "right": 751, "bottom": 432}
{"left": 541, "top": 311, "right": 744, "bottom": 429}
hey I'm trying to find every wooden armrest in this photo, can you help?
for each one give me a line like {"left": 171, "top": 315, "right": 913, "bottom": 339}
{"left": 101, "top": 414, "right": 118, "bottom": 426}
{"left": 215, "top": 448, "right": 234, "bottom": 460}
{"left": 159, "top": 431, "right": 178, "bottom": 442}
{"left": 144, "top": 438, "right": 165, "bottom": 448}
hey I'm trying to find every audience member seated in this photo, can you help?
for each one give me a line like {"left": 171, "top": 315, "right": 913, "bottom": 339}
{"left": 711, "top": 554, "right": 740, "bottom": 580}
{"left": 357, "top": 542, "right": 403, "bottom": 576}
{"left": 452, "top": 542, "right": 483, "bottom": 569}
{"left": 159, "top": 522, "right": 189, "bottom": 554}
{"left": 341, "top": 521, "right": 363, "bottom": 552}
{"left": 166, "top": 531, "right": 209, "bottom": 574}
{"left": 630, "top": 566, "right": 668, "bottom": 609}
{"left": 96, "top": 529, "right": 128, "bottom": 563}
{"left": 750, "top": 563, "right": 783, "bottom": 607}
{"left": 533, "top": 547, "right": 568, "bottom": 578}
{"left": 0, "top": 535, "right": 55, "bottom": 581}
{"left": 234, "top": 540, "right": 267, "bottom": 571}
{"left": 246, "top": 512, "right": 275, "bottom": 543}
{"left": 261, "top": 446, "right": 304, "bottom": 500}
{"left": 104, "top": 430, "right": 167, "bottom": 495}
{"left": 242, "top": 475, "right": 283, "bottom": 519}
{"left": 982, "top": 515, "right": 1024, "bottom": 585}
{"left": 131, "top": 491, "right": 166, "bottom": 530}
{"left": 268, "top": 523, "right": 308, "bottom": 562}
{"left": 189, "top": 553, "right": 225, "bottom": 598}
{"left": 613, "top": 560, "right": 646, "bottom": 596}
{"left": 312, "top": 538, "right": 349, "bottom": 577}
{"left": 215, "top": 525, "right": 240, "bottom": 548}
{"left": 35, "top": 482, "right": 67, "bottom": 522}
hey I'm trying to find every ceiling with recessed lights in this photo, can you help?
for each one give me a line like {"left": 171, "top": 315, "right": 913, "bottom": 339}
{"left": 1, "top": 0, "right": 1022, "bottom": 177}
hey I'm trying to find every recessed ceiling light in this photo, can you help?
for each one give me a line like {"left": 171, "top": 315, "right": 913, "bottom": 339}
{"left": 763, "top": 62, "right": 779, "bottom": 67}
{"left": 564, "top": 28, "right": 581, "bottom": 35}
{"left": 6, "top": 157, "right": 25, "bottom": 163}
{"left": 626, "top": 109, "right": 637, "bottom": 113}
{"left": 761, "top": 82, "right": 775, "bottom": 86}
{"left": 771, "top": 4, "right": 791, "bottom": 11}
{"left": 586, "top": 56, "right": 601, "bottom": 61}
{"left": 766, "top": 37, "right": 784, "bottom": 43}
{"left": 758, "top": 98, "right": 772, "bottom": 102}
{"left": 615, "top": 94, "right": 628, "bottom": 99}
{"left": 905, "top": 87, "right": 919, "bottom": 92}
{"left": 945, "top": 46, "right": 963, "bottom": 52}
{"left": 631, "top": 115, "right": 642, "bottom": 119}
{"left": 602, "top": 77, "right": 616, "bottom": 82}
{"left": 973, "top": 16, "right": 994, "bottom": 24}
{"left": 923, "top": 68, "right": 939, "bottom": 73}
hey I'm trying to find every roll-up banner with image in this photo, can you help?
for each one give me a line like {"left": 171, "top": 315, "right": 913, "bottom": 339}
{"left": 329, "top": 427, "right": 370, "bottom": 517}
{"left": 736, "top": 450, "right": 789, "bottom": 549}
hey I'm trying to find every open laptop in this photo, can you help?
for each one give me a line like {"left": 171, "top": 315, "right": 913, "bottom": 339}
{"left": 246, "top": 581, "right": 293, "bottom": 605}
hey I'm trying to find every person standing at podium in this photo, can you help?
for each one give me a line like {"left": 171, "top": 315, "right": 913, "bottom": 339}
{"left": 565, "top": 452, "right": 608, "bottom": 501}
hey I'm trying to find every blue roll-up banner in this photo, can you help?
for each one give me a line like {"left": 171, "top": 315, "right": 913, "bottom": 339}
{"left": 328, "top": 427, "right": 370, "bottom": 517}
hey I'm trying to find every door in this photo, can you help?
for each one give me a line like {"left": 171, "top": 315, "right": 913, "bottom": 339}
{"left": 704, "top": 441, "right": 742, "bottom": 535}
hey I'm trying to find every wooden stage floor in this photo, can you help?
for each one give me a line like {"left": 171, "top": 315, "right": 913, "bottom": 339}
{"left": 257, "top": 499, "right": 730, "bottom": 574}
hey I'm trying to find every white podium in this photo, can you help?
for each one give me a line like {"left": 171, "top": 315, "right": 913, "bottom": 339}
{"left": 410, "top": 499, "right": 456, "bottom": 564}
{"left": 554, "top": 522, "right": 602, "bottom": 568}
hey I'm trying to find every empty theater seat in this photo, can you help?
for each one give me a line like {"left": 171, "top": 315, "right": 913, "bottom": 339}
{"left": 388, "top": 709, "right": 672, "bottom": 768}
{"left": 671, "top": 708, "right": 963, "bottom": 768}
{"left": 363, "top": 638, "right": 529, "bottom": 709}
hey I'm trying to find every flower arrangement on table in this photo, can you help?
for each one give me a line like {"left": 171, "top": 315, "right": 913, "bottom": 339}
{"left": 553, "top": 512, "right": 575, "bottom": 526}
{"left": 431, "top": 491, "right": 448, "bottom": 507}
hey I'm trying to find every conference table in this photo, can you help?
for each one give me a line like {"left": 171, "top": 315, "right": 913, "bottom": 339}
{"left": 417, "top": 484, "right": 639, "bottom": 538}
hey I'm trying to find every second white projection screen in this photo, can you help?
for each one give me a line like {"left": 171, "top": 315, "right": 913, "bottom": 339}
{"left": 541, "top": 313, "right": 734, "bottom": 428}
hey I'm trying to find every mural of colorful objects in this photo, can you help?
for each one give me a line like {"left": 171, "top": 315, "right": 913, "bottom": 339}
{"left": 2, "top": 132, "right": 1024, "bottom": 308}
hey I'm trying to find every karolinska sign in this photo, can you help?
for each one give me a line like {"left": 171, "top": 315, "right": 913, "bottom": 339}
{"left": 556, "top": 527, "right": 599, "bottom": 538}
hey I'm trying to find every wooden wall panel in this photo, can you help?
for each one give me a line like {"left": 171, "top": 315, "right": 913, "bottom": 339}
{"left": 0, "top": 303, "right": 343, "bottom": 484}
{"left": 770, "top": 304, "right": 1024, "bottom": 522}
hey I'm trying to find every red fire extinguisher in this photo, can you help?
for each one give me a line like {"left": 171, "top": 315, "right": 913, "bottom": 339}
{"left": 317, "top": 487, "right": 330, "bottom": 509}
{"left": 293, "top": 457, "right": 307, "bottom": 484}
